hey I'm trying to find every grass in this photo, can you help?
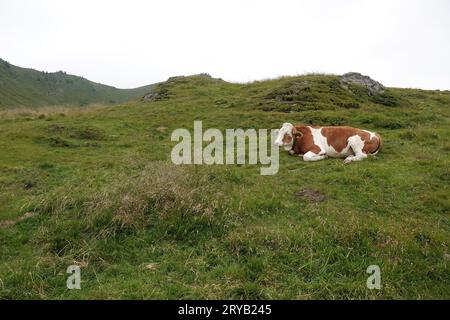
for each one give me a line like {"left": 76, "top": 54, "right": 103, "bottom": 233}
{"left": 0, "top": 74, "right": 449, "bottom": 299}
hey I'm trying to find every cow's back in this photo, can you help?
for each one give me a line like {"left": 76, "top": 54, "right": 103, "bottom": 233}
{"left": 294, "top": 125, "right": 381, "bottom": 158}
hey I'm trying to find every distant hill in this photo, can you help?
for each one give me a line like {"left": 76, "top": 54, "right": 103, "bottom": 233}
{"left": 0, "top": 58, "right": 154, "bottom": 108}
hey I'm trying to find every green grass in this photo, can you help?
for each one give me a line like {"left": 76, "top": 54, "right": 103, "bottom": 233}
{"left": 0, "top": 74, "right": 449, "bottom": 299}
{"left": 0, "top": 58, "right": 154, "bottom": 108}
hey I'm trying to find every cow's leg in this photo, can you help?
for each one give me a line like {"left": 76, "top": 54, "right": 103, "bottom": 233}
{"left": 343, "top": 153, "right": 367, "bottom": 164}
{"left": 303, "top": 151, "right": 327, "bottom": 162}
{"left": 345, "top": 136, "right": 368, "bottom": 164}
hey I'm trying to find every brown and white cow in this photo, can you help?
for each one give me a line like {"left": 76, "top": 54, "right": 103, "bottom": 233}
{"left": 274, "top": 123, "right": 382, "bottom": 163}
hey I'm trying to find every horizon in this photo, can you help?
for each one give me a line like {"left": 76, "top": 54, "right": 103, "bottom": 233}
{"left": 3, "top": 56, "right": 449, "bottom": 92}
{"left": 1, "top": 0, "right": 450, "bottom": 90}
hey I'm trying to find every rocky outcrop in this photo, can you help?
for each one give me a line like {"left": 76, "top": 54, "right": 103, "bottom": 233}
{"left": 143, "top": 84, "right": 169, "bottom": 102}
{"left": 340, "top": 72, "right": 385, "bottom": 95}
{"left": 143, "top": 89, "right": 168, "bottom": 102}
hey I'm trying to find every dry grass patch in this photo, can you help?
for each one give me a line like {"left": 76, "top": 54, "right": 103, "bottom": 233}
{"left": 29, "top": 161, "right": 225, "bottom": 231}
{"left": 0, "top": 104, "right": 109, "bottom": 120}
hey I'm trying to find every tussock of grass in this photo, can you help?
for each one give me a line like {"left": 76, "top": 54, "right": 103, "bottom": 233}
{"left": 28, "top": 161, "right": 226, "bottom": 241}
{"left": 85, "top": 162, "right": 222, "bottom": 229}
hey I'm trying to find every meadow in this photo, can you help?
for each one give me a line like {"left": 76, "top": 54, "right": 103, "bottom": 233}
{"left": 0, "top": 74, "right": 449, "bottom": 299}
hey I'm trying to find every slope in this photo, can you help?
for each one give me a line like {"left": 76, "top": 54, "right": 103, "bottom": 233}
{"left": 0, "top": 73, "right": 448, "bottom": 299}
{"left": 0, "top": 58, "right": 154, "bottom": 108}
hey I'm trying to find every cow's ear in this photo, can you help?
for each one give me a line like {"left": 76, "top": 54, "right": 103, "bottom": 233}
{"left": 292, "top": 127, "right": 303, "bottom": 137}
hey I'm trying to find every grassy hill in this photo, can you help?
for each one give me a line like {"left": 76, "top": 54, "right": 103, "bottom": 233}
{"left": 0, "top": 74, "right": 449, "bottom": 299}
{"left": 0, "top": 58, "right": 154, "bottom": 108}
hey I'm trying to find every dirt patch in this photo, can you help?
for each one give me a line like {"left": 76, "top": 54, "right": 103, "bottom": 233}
{"left": 0, "top": 212, "right": 36, "bottom": 229}
{"left": 295, "top": 189, "right": 327, "bottom": 203}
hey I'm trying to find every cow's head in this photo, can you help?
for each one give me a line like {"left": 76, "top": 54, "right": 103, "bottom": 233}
{"left": 274, "top": 123, "right": 300, "bottom": 150}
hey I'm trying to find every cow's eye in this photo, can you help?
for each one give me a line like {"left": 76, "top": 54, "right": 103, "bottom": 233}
{"left": 282, "top": 134, "right": 292, "bottom": 144}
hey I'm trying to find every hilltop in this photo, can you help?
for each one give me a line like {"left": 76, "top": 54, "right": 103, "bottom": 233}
{"left": 0, "top": 72, "right": 448, "bottom": 299}
{"left": 0, "top": 58, "right": 154, "bottom": 108}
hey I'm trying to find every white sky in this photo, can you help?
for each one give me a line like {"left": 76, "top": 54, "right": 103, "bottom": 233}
{"left": 1, "top": 0, "right": 449, "bottom": 89}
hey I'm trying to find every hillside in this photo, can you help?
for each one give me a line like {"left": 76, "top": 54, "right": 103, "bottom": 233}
{"left": 0, "top": 58, "right": 154, "bottom": 108}
{"left": 0, "top": 73, "right": 449, "bottom": 299}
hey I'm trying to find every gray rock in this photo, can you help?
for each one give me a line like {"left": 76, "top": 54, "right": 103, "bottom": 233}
{"left": 341, "top": 72, "right": 385, "bottom": 95}
{"left": 143, "top": 91, "right": 164, "bottom": 102}
{"left": 142, "top": 83, "right": 169, "bottom": 102}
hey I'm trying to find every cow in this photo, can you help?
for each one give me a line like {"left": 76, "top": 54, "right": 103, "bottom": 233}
{"left": 274, "top": 123, "right": 382, "bottom": 163}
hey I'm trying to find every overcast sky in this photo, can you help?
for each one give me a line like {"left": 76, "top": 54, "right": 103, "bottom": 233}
{"left": 1, "top": 0, "right": 449, "bottom": 89}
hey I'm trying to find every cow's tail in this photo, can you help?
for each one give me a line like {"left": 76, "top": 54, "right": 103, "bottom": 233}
{"left": 371, "top": 133, "right": 382, "bottom": 155}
